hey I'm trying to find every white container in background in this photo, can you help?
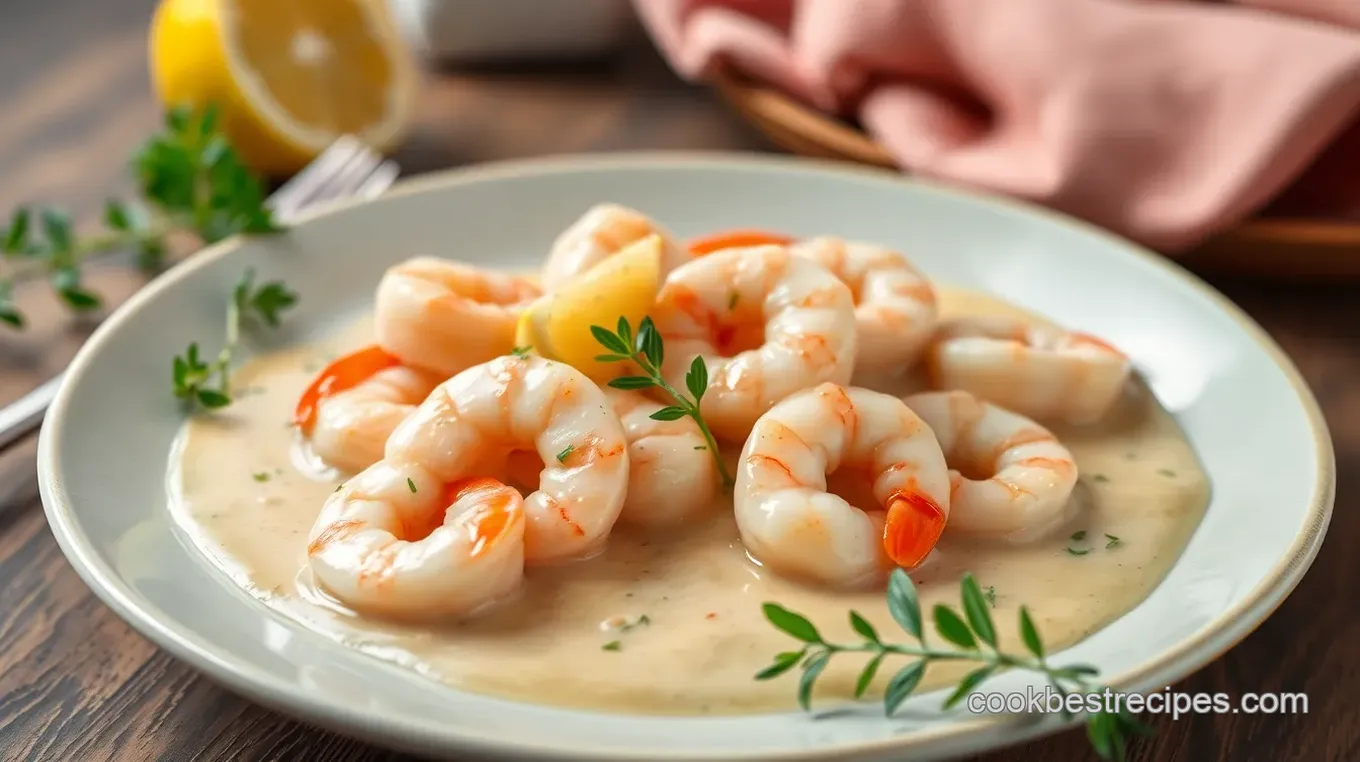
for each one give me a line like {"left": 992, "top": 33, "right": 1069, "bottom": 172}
{"left": 388, "top": 0, "right": 637, "bottom": 62}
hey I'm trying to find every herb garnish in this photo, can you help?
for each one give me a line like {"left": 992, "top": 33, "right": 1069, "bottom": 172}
{"left": 1066, "top": 531, "right": 1091, "bottom": 556}
{"left": 252, "top": 472, "right": 270, "bottom": 483}
{"left": 621, "top": 614, "right": 651, "bottom": 631}
{"left": 1104, "top": 534, "right": 1122, "bottom": 549}
{"left": 602, "top": 640, "right": 622, "bottom": 652}
{"left": 591, "top": 316, "right": 733, "bottom": 488}
{"left": 407, "top": 478, "right": 418, "bottom": 493}
{"left": 758, "top": 570, "right": 1151, "bottom": 760}
{"left": 984, "top": 586, "right": 997, "bottom": 607}
{"left": 557, "top": 445, "right": 575, "bottom": 464}
{"left": 0, "top": 104, "right": 283, "bottom": 328}
{"left": 511, "top": 345, "right": 532, "bottom": 357}
{"left": 171, "top": 268, "right": 297, "bottom": 410}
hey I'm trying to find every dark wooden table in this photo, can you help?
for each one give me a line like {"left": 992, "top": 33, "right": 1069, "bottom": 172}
{"left": 0, "top": 2, "right": 1355, "bottom": 761}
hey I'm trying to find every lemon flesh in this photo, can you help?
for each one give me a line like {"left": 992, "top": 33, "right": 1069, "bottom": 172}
{"left": 514, "top": 235, "right": 663, "bottom": 382}
{"left": 150, "top": 0, "right": 417, "bottom": 176}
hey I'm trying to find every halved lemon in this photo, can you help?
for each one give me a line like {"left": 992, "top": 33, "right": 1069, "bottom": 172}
{"left": 150, "top": 0, "right": 418, "bottom": 176}
{"left": 514, "top": 235, "right": 664, "bottom": 382}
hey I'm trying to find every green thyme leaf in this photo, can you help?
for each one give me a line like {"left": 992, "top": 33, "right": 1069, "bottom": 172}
{"left": 797, "top": 651, "right": 830, "bottom": 710}
{"left": 960, "top": 574, "right": 997, "bottom": 648}
{"left": 932, "top": 605, "right": 976, "bottom": 650}
{"left": 1018, "top": 606, "right": 1044, "bottom": 660}
{"left": 607, "top": 376, "right": 655, "bottom": 390}
{"left": 685, "top": 355, "right": 708, "bottom": 402}
{"left": 648, "top": 406, "right": 688, "bottom": 422}
{"left": 944, "top": 664, "right": 997, "bottom": 709}
{"left": 854, "top": 652, "right": 885, "bottom": 698}
{"left": 883, "top": 660, "right": 926, "bottom": 715}
{"left": 849, "top": 610, "right": 879, "bottom": 643}
{"left": 762, "top": 603, "right": 822, "bottom": 643}
{"left": 886, "top": 568, "right": 923, "bottom": 640}
{"left": 755, "top": 650, "right": 804, "bottom": 681}
{"left": 590, "top": 325, "right": 629, "bottom": 355}
{"left": 3, "top": 208, "right": 30, "bottom": 253}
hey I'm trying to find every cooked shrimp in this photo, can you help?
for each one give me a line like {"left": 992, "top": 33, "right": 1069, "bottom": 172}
{"left": 375, "top": 257, "right": 540, "bottom": 377}
{"left": 650, "top": 245, "right": 858, "bottom": 442}
{"left": 734, "top": 383, "right": 951, "bottom": 587}
{"left": 788, "top": 237, "right": 938, "bottom": 375}
{"left": 606, "top": 388, "right": 719, "bottom": 527}
{"left": 926, "top": 316, "right": 1131, "bottom": 424}
{"left": 541, "top": 203, "right": 691, "bottom": 290}
{"left": 383, "top": 354, "right": 629, "bottom": 563}
{"left": 308, "top": 473, "right": 525, "bottom": 619}
{"left": 904, "top": 391, "right": 1077, "bottom": 536}
{"left": 294, "top": 346, "right": 444, "bottom": 473}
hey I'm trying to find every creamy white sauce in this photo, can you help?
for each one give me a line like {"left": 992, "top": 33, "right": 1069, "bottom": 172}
{"left": 170, "top": 288, "right": 1209, "bottom": 715}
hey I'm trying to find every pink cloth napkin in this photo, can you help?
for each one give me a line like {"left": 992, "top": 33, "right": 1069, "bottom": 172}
{"left": 633, "top": 0, "right": 1360, "bottom": 252}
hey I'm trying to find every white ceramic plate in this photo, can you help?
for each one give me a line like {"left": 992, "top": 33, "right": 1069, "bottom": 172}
{"left": 38, "top": 154, "right": 1334, "bottom": 761}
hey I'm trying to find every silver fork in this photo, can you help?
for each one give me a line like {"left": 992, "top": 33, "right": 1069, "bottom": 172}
{"left": 0, "top": 137, "right": 399, "bottom": 453}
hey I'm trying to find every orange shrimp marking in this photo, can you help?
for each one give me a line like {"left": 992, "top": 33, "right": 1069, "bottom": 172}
{"left": 797, "top": 287, "right": 842, "bottom": 309}
{"left": 818, "top": 384, "right": 858, "bottom": 443}
{"left": 562, "top": 434, "right": 626, "bottom": 468}
{"left": 747, "top": 453, "right": 798, "bottom": 487}
{"left": 1068, "top": 331, "right": 1125, "bottom": 357}
{"left": 765, "top": 421, "right": 815, "bottom": 456}
{"left": 779, "top": 333, "right": 834, "bottom": 366}
{"left": 687, "top": 229, "right": 794, "bottom": 256}
{"left": 357, "top": 542, "right": 399, "bottom": 587}
{"left": 543, "top": 493, "right": 586, "bottom": 537}
{"left": 293, "top": 345, "right": 402, "bottom": 434}
{"left": 987, "top": 428, "right": 1057, "bottom": 470}
{"left": 307, "top": 519, "right": 366, "bottom": 556}
{"left": 1013, "top": 456, "right": 1075, "bottom": 475}
{"left": 990, "top": 478, "right": 1034, "bottom": 500}
{"left": 883, "top": 489, "right": 947, "bottom": 569}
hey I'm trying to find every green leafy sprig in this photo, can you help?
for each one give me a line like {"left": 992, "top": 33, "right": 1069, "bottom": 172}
{"left": 591, "top": 316, "right": 733, "bottom": 488}
{"left": 0, "top": 103, "right": 283, "bottom": 329}
{"left": 172, "top": 268, "right": 297, "bottom": 410}
{"left": 758, "top": 569, "right": 1153, "bottom": 760}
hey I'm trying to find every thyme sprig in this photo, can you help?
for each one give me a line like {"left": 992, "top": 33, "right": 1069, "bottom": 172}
{"left": 171, "top": 268, "right": 297, "bottom": 410}
{"left": 0, "top": 103, "right": 283, "bottom": 329}
{"left": 758, "top": 569, "right": 1152, "bottom": 760}
{"left": 591, "top": 316, "right": 733, "bottom": 488}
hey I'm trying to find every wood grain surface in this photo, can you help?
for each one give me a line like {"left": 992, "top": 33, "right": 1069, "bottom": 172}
{"left": 0, "top": 2, "right": 1355, "bottom": 761}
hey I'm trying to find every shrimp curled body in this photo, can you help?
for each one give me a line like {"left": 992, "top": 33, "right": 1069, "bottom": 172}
{"left": 383, "top": 354, "right": 629, "bottom": 563}
{"left": 307, "top": 363, "right": 444, "bottom": 473}
{"left": 541, "top": 203, "right": 691, "bottom": 290}
{"left": 734, "top": 383, "right": 951, "bottom": 587}
{"left": 308, "top": 473, "right": 525, "bottom": 620}
{"left": 375, "top": 257, "right": 540, "bottom": 377}
{"left": 606, "top": 388, "right": 720, "bottom": 527}
{"left": 926, "top": 316, "right": 1131, "bottom": 425}
{"left": 652, "top": 245, "right": 858, "bottom": 442}
{"left": 905, "top": 391, "right": 1077, "bottom": 536}
{"left": 789, "top": 237, "right": 938, "bottom": 375}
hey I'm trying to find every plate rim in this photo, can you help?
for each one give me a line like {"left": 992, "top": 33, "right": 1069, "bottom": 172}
{"left": 36, "top": 151, "right": 1337, "bottom": 761}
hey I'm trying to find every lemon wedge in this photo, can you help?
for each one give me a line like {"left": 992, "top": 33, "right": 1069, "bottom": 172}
{"left": 149, "top": 0, "right": 418, "bottom": 176}
{"left": 514, "top": 234, "right": 663, "bottom": 382}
